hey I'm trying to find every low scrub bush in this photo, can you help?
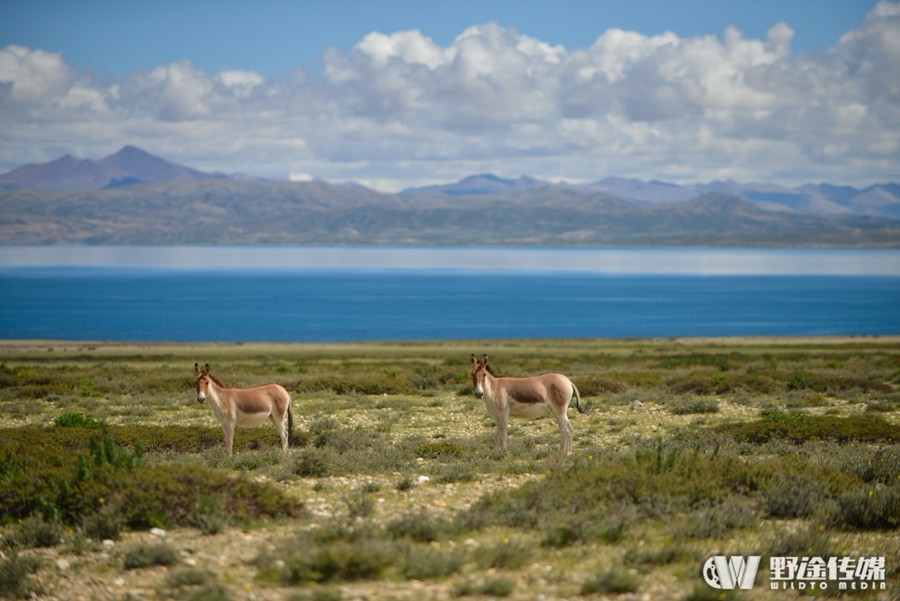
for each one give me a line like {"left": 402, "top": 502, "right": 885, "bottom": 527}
{"left": 0, "top": 551, "right": 42, "bottom": 599}
{"left": 267, "top": 536, "right": 399, "bottom": 585}
{"left": 258, "top": 513, "right": 476, "bottom": 587}
{"left": 717, "top": 412, "right": 899, "bottom": 444}
{"left": 295, "top": 371, "right": 417, "bottom": 396}
{"left": 676, "top": 499, "right": 758, "bottom": 539}
{"left": 0, "top": 428, "right": 300, "bottom": 529}
{"left": 624, "top": 544, "right": 691, "bottom": 569}
{"left": 54, "top": 411, "right": 106, "bottom": 429}
{"left": 123, "top": 542, "right": 181, "bottom": 570}
{"left": 762, "top": 472, "right": 830, "bottom": 519}
{"left": 161, "top": 569, "right": 231, "bottom": 601}
{"left": 580, "top": 569, "right": 640, "bottom": 595}
{"left": 474, "top": 537, "right": 533, "bottom": 570}
{"left": 387, "top": 509, "right": 448, "bottom": 543}
{"left": 829, "top": 485, "right": 900, "bottom": 530}
{"left": 456, "top": 440, "right": 807, "bottom": 546}
{"left": 766, "top": 524, "right": 836, "bottom": 559}
{"left": 668, "top": 377, "right": 733, "bottom": 396}
{"left": 2, "top": 515, "right": 65, "bottom": 549}
{"left": 576, "top": 377, "right": 624, "bottom": 396}
{"left": 454, "top": 576, "right": 516, "bottom": 597}
{"left": 668, "top": 397, "right": 720, "bottom": 415}
{"left": 783, "top": 372, "right": 893, "bottom": 394}
{"left": 400, "top": 544, "right": 466, "bottom": 580}
{"left": 81, "top": 502, "right": 126, "bottom": 541}
{"left": 292, "top": 447, "right": 332, "bottom": 478}
{"left": 415, "top": 440, "right": 465, "bottom": 458}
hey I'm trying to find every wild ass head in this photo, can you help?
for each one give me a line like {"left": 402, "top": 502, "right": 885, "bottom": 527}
{"left": 194, "top": 362, "right": 212, "bottom": 403}
{"left": 470, "top": 354, "right": 491, "bottom": 399}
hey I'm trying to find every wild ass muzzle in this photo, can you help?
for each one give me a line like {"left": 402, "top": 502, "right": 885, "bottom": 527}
{"left": 194, "top": 363, "right": 293, "bottom": 455}
{"left": 470, "top": 354, "right": 587, "bottom": 456}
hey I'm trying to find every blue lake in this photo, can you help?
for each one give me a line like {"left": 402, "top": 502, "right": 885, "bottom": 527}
{"left": 1, "top": 247, "right": 899, "bottom": 342}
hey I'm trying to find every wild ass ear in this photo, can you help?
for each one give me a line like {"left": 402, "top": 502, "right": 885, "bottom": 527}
{"left": 470, "top": 353, "right": 477, "bottom": 366}
{"left": 482, "top": 354, "right": 489, "bottom": 365}
{"left": 204, "top": 363, "right": 211, "bottom": 374}
{"left": 194, "top": 362, "right": 200, "bottom": 375}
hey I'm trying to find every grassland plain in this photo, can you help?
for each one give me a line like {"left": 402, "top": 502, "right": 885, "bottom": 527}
{"left": 0, "top": 337, "right": 898, "bottom": 601}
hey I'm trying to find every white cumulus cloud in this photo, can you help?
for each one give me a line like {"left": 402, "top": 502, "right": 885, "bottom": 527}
{"left": 1, "top": 2, "right": 898, "bottom": 188}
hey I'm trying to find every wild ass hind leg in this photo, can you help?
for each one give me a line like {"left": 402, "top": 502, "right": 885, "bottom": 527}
{"left": 272, "top": 410, "right": 289, "bottom": 453}
{"left": 550, "top": 405, "right": 574, "bottom": 457}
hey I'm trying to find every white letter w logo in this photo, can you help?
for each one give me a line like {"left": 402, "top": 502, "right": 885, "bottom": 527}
{"left": 703, "top": 556, "right": 761, "bottom": 590}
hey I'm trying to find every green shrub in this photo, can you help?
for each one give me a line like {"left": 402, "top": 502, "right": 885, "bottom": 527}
{"left": 54, "top": 412, "right": 105, "bottom": 429}
{"left": 676, "top": 500, "right": 758, "bottom": 539}
{"left": 123, "top": 542, "right": 181, "bottom": 569}
{"left": 766, "top": 524, "right": 836, "bottom": 558}
{"left": 783, "top": 372, "right": 892, "bottom": 394}
{"left": 829, "top": 485, "right": 900, "bottom": 530}
{"left": 293, "top": 448, "right": 331, "bottom": 478}
{"left": 0, "top": 428, "right": 299, "bottom": 528}
{"left": 185, "top": 495, "right": 230, "bottom": 535}
{"left": 344, "top": 491, "right": 374, "bottom": 520}
{"left": 624, "top": 545, "right": 691, "bottom": 568}
{"left": 668, "top": 398, "right": 720, "bottom": 415}
{"left": 0, "top": 551, "right": 42, "bottom": 599}
{"left": 278, "top": 538, "right": 399, "bottom": 585}
{"left": 387, "top": 510, "right": 447, "bottom": 543}
{"left": 81, "top": 501, "right": 126, "bottom": 542}
{"left": 289, "top": 589, "right": 344, "bottom": 601}
{"left": 762, "top": 472, "right": 831, "bottom": 518}
{"left": 400, "top": 544, "right": 465, "bottom": 580}
{"left": 415, "top": 440, "right": 465, "bottom": 458}
{"left": 2, "top": 515, "right": 64, "bottom": 549}
{"left": 718, "top": 412, "right": 899, "bottom": 444}
{"left": 454, "top": 576, "right": 515, "bottom": 597}
{"left": 580, "top": 569, "right": 640, "bottom": 595}
{"left": 680, "top": 583, "right": 739, "bottom": 601}
{"left": 162, "top": 568, "right": 232, "bottom": 601}
{"left": 474, "top": 538, "right": 532, "bottom": 570}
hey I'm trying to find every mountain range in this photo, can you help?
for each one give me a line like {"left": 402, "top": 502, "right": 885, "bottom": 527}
{"left": 1, "top": 147, "right": 898, "bottom": 246}
{"left": 402, "top": 173, "right": 900, "bottom": 220}
{"left": 0, "top": 146, "right": 225, "bottom": 191}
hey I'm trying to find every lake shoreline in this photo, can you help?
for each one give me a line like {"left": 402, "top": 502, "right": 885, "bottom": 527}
{"left": 3, "top": 335, "right": 899, "bottom": 354}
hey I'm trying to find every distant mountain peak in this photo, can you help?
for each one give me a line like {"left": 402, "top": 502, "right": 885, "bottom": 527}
{"left": 401, "top": 173, "right": 547, "bottom": 196}
{"left": 0, "top": 145, "right": 219, "bottom": 191}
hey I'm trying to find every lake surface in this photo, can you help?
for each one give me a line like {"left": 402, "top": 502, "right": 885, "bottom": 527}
{"left": 1, "top": 246, "right": 899, "bottom": 342}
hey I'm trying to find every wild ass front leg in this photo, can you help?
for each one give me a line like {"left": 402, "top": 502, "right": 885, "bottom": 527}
{"left": 223, "top": 423, "right": 235, "bottom": 456}
{"left": 496, "top": 410, "right": 509, "bottom": 450}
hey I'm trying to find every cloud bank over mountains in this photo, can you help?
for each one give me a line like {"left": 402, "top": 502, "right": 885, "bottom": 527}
{"left": 1, "top": 2, "right": 898, "bottom": 190}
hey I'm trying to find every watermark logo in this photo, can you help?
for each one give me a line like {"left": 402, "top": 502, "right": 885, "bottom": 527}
{"left": 703, "top": 556, "right": 761, "bottom": 590}
{"left": 701, "top": 555, "right": 887, "bottom": 593}
{"left": 770, "top": 556, "right": 886, "bottom": 592}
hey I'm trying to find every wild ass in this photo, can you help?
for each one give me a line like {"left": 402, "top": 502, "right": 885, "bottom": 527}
{"left": 194, "top": 363, "right": 293, "bottom": 455}
{"left": 470, "top": 354, "right": 587, "bottom": 456}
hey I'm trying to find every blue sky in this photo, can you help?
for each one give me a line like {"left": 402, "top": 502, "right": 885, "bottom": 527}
{"left": 1, "top": 1, "right": 897, "bottom": 189}
{"left": 3, "top": 1, "right": 877, "bottom": 76}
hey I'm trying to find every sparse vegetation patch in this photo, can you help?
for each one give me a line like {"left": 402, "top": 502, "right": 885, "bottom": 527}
{"left": 0, "top": 338, "right": 896, "bottom": 600}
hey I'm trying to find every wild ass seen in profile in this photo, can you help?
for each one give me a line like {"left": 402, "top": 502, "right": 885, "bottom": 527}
{"left": 470, "top": 354, "right": 587, "bottom": 456}
{"left": 194, "top": 363, "right": 293, "bottom": 455}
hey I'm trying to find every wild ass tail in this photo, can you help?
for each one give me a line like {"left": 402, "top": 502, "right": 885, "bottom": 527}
{"left": 572, "top": 381, "right": 588, "bottom": 414}
{"left": 287, "top": 405, "right": 295, "bottom": 447}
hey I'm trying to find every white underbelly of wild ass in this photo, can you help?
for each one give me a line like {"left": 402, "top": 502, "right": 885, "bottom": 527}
{"left": 235, "top": 409, "right": 272, "bottom": 428}
{"left": 506, "top": 400, "right": 548, "bottom": 420}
